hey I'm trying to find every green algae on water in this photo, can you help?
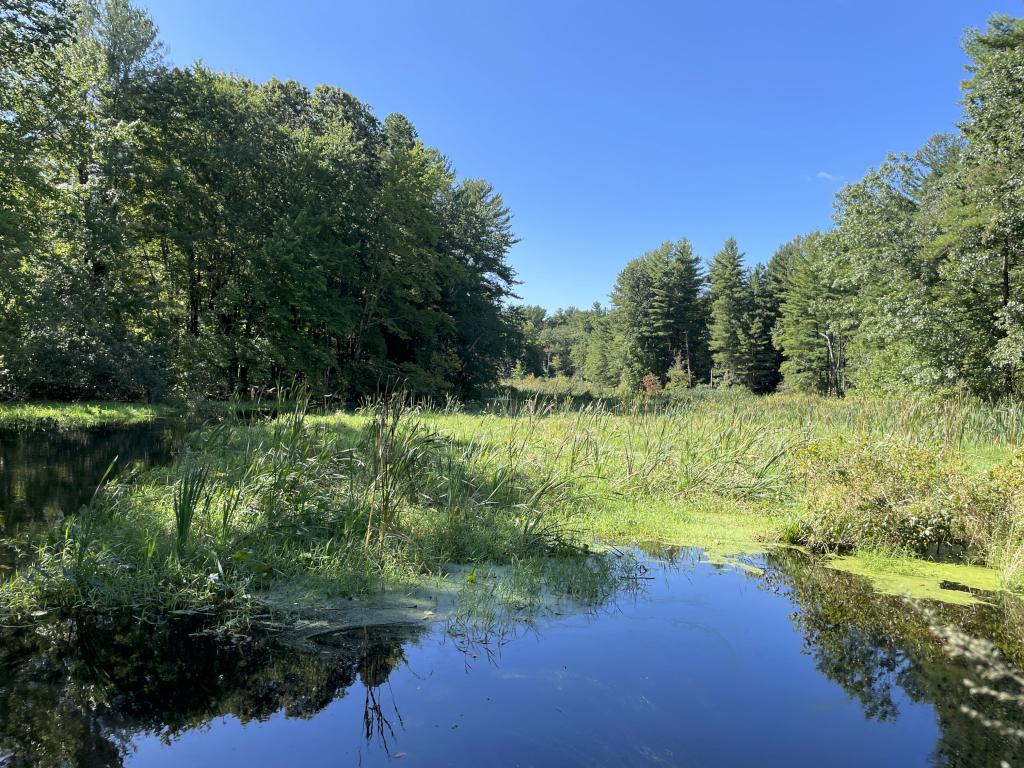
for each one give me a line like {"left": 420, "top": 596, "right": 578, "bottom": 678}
{"left": 827, "top": 552, "right": 1001, "bottom": 606}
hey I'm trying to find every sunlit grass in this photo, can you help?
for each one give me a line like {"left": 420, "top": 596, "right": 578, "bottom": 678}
{"left": 0, "top": 401, "right": 175, "bottom": 430}
{"left": 2, "top": 387, "right": 1022, "bottom": 627}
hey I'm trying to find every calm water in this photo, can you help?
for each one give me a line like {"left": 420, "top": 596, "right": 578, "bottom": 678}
{"left": 1, "top": 549, "right": 1021, "bottom": 768}
{"left": 1, "top": 428, "right": 1022, "bottom": 767}
{"left": 0, "top": 422, "right": 186, "bottom": 569}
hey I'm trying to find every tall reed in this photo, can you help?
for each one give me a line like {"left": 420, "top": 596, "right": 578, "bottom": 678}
{"left": 172, "top": 457, "right": 212, "bottom": 557}
{"left": 364, "top": 391, "right": 431, "bottom": 551}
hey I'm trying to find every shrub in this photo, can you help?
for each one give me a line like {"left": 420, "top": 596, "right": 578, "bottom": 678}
{"left": 641, "top": 372, "right": 662, "bottom": 395}
{"left": 976, "top": 453, "right": 1024, "bottom": 589}
{"left": 790, "top": 439, "right": 979, "bottom": 556}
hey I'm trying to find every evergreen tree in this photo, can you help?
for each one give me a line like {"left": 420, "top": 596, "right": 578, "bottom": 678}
{"left": 744, "top": 266, "right": 782, "bottom": 393}
{"left": 583, "top": 309, "right": 620, "bottom": 388}
{"left": 707, "top": 237, "right": 752, "bottom": 386}
{"left": 773, "top": 233, "right": 854, "bottom": 395}
{"left": 659, "top": 240, "right": 709, "bottom": 385}
{"left": 610, "top": 254, "right": 658, "bottom": 388}
{"left": 610, "top": 239, "right": 706, "bottom": 390}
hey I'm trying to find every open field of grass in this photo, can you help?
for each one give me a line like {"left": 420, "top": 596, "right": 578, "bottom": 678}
{"left": 430, "top": 387, "right": 1024, "bottom": 598}
{"left": 2, "top": 387, "right": 1023, "bottom": 631}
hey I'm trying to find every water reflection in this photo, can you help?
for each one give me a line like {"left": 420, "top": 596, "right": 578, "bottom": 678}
{"left": 0, "top": 551, "right": 1021, "bottom": 767}
{"left": 0, "top": 423, "right": 186, "bottom": 570}
{"left": 760, "top": 549, "right": 1024, "bottom": 767}
{"left": 0, "top": 617, "right": 422, "bottom": 768}
{"left": 0, "top": 422, "right": 186, "bottom": 532}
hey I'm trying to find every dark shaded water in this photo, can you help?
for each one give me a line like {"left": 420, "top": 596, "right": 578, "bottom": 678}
{"left": 0, "top": 422, "right": 186, "bottom": 569}
{"left": 1, "top": 428, "right": 1022, "bottom": 767}
{"left": 1, "top": 549, "right": 1022, "bottom": 768}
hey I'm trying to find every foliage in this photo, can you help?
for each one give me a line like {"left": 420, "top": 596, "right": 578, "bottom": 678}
{"left": 773, "top": 233, "right": 855, "bottom": 395}
{"left": 611, "top": 239, "right": 708, "bottom": 390}
{"left": 0, "top": 0, "right": 519, "bottom": 401}
{"left": 506, "top": 13, "right": 1024, "bottom": 403}
{"left": 9, "top": 387, "right": 1024, "bottom": 626}
{"left": 790, "top": 437, "right": 1024, "bottom": 572}
{"left": 0, "top": 396, "right": 599, "bottom": 620}
{"left": 791, "top": 439, "right": 977, "bottom": 555}
{"left": 707, "top": 237, "right": 751, "bottom": 386}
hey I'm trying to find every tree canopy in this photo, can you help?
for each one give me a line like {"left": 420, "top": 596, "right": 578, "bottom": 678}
{"left": 510, "top": 13, "right": 1024, "bottom": 401}
{"left": 4, "top": 4, "right": 1024, "bottom": 403}
{"left": 0, "top": 0, "right": 520, "bottom": 401}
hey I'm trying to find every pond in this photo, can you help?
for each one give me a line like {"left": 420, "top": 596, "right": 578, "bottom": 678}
{"left": 0, "top": 426, "right": 1022, "bottom": 767}
{"left": 1, "top": 547, "right": 1022, "bottom": 768}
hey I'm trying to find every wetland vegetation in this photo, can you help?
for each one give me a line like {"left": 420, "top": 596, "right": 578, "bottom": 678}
{"left": 0, "top": 401, "right": 173, "bottom": 431}
{"left": 3, "top": 388, "right": 1023, "bottom": 626}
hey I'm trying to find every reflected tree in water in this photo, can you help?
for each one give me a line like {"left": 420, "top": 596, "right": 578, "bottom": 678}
{"left": 0, "top": 618, "right": 418, "bottom": 767}
{"left": 762, "top": 550, "right": 1024, "bottom": 768}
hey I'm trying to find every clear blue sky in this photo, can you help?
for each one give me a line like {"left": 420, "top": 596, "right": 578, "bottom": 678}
{"left": 141, "top": 0, "right": 1020, "bottom": 311}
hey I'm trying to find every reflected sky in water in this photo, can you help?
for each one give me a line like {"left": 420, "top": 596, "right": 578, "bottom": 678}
{"left": 121, "top": 555, "right": 970, "bottom": 768}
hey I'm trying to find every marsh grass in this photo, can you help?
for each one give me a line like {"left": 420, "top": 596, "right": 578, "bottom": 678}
{"left": 995, "top": 530, "right": 1024, "bottom": 593}
{"left": 0, "top": 393, "right": 605, "bottom": 624}
{"left": 0, "top": 401, "right": 174, "bottom": 430}
{"left": 172, "top": 458, "right": 213, "bottom": 557}
{"left": 504, "top": 378, "right": 1024, "bottom": 452}
{"left": 2, "top": 386, "right": 1023, "bottom": 627}
{"left": 362, "top": 392, "right": 432, "bottom": 550}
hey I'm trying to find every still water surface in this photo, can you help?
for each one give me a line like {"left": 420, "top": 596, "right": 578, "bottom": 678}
{"left": 0, "top": 421, "right": 186, "bottom": 570}
{"left": 0, "top": 421, "right": 186, "bottom": 531}
{"left": 0, "top": 548, "right": 1020, "bottom": 767}
{"left": 126, "top": 555, "right": 948, "bottom": 767}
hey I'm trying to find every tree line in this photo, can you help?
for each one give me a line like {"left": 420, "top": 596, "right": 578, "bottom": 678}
{"left": 1, "top": 0, "right": 520, "bottom": 401}
{"left": 4, "top": 4, "right": 1023, "bottom": 403}
{"left": 514, "top": 14, "right": 1024, "bottom": 400}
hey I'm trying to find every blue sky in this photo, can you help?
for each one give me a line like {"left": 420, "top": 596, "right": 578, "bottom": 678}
{"left": 141, "top": 0, "right": 1020, "bottom": 310}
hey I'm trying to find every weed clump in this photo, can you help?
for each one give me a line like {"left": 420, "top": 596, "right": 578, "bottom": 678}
{"left": 787, "top": 439, "right": 1024, "bottom": 587}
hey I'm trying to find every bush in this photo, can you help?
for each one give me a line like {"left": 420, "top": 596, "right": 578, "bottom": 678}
{"left": 641, "top": 372, "right": 662, "bottom": 395}
{"left": 790, "top": 439, "right": 979, "bottom": 556}
{"left": 790, "top": 438, "right": 1024, "bottom": 577}
{"left": 975, "top": 454, "right": 1024, "bottom": 588}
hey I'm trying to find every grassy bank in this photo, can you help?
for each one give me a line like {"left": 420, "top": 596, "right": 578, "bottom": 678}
{"left": 440, "top": 387, "right": 1024, "bottom": 598}
{"left": 0, "top": 401, "right": 177, "bottom": 430}
{"left": 1, "top": 388, "right": 1022, "bottom": 629}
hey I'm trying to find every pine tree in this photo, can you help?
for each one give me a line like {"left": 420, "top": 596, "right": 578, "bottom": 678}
{"left": 773, "top": 233, "right": 853, "bottom": 395}
{"left": 958, "top": 16, "right": 1024, "bottom": 395}
{"left": 663, "top": 239, "right": 708, "bottom": 385}
{"left": 610, "top": 239, "right": 706, "bottom": 389}
{"left": 744, "top": 266, "right": 782, "bottom": 393}
{"left": 707, "top": 237, "right": 752, "bottom": 386}
{"left": 583, "top": 310, "right": 620, "bottom": 387}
